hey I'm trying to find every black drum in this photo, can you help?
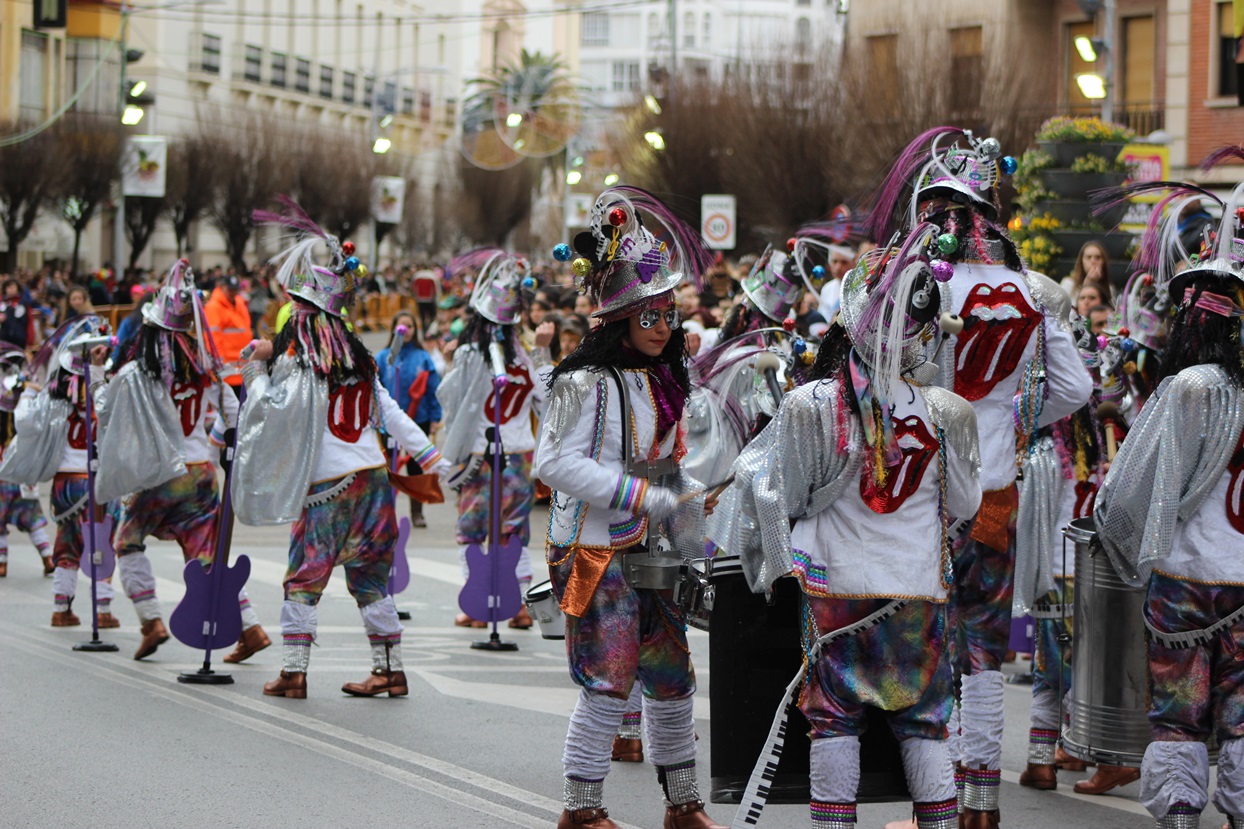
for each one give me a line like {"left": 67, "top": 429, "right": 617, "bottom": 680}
{"left": 708, "top": 557, "right": 909, "bottom": 804}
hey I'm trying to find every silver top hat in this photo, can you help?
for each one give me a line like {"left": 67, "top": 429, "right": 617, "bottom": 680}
{"left": 55, "top": 316, "right": 111, "bottom": 377}
{"left": 470, "top": 252, "right": 530, "bottom": 325}
{"left": 142, "top": 258, "right": 196, "bottom": 332}
{"left": 256, "top": 196, "right": 363, "bottom": 317}
{"left": 914, "top": 131, "right": 1003, "bottom": 219}
{"left": 741, "top": 247, "right": 803, "bottom": 324}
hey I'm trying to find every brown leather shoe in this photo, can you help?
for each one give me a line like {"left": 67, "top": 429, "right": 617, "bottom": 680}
{"left": 42, "top": 556, "right": 54, "bottom": 576}
{"left": 664, "top": 800, "right": 726, "bottom": 829}
{"left": 1054, "top": 745, "right": 1090, "bottom": 772}
{"left": 1019, "top": 762, "right": 1057, "bottom": 790}
{"left": 961, "top": 808, "right": 999, "bottom": 829}
{"left": 134, "top": 618, "right": 169, "bottom": 660}
{"left": 611, "top": 735, "right": 643, "bottom": 762}
{"left": 51, "top": 610, "right": 80, "bottom": 627}
{"left": 223, "top": 625, "right": 272, "bottom": 663}
{"left": 96, "top": 612, "right": 120, "bottom": 629}
{"left": 263, "top": 671, "right": 307, "bottom": 699}
{"left": 556, "top": 807, "right": 620, "bottom": 828}
{"left": 342, "top": 669, "right": 409, "bottom": 697}
{"left": 0, "top": 560, "right": 7, "bottom": 577}
{"left": 508, "top": 606, "right": 534, "bottom": 629}
{"left": 454, "top": 612, "right": 487, "bottom": 628}
{"left": 1072, "top": 764, "right": 1140, "bottom": 795}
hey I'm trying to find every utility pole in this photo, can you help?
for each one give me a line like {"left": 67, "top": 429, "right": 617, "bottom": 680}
{"left": 1101, "top": 0, "right": 1115, "bottom": 123}
{"left": 113, "top": 1, "right": 130, "bottom": 278}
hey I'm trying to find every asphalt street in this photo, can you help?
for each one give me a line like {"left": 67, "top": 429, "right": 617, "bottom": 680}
{"left": 0, "top": 334, "right": 1226, "bottom": 827}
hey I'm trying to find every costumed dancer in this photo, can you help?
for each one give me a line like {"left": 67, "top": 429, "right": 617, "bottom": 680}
{"left": 866, "top": 128, "right": 1093, "bottom": 828}
{"left": 535, "top": 186, "right": 723, "bottom": 829}
{"left": 438, "top": 250, "right": 552, "bottom": 630}
{"left": 1013, "top": 312, "right": 1110, "bottom": 791}
{"left": 0, "top": 317, "right": 116, "bottom": 627}
{"left": 711, "top": 227, "right": 983, "bottom": 829}
{"left": 1094, "top": 156, "right": 1244, "bottom": 829}
{"left": 0, "top": 343, "right": 54, "bottom": 577}
{"left": 91, "top": 259, "right": 268, "bottom": 662}
{"left": 234, "top": 198, "right": 449, "bottom": 699}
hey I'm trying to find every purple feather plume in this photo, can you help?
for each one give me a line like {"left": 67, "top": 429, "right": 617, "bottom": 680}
{"left": 1201, "top": 145, "right": 1244, "bottom": 171}
{"left": 252, "top": 195, "right": 329, "bottom": 239}
{"left": 448, "top": 247, "right": 505, "bottom": 278}
{"left": 864, "top": 127, "right": 964, "bottom": 242}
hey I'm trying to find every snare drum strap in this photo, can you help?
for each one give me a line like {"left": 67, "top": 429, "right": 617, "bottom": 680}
{"left": 1145, "top": 599, "right": 1244, "bottom": 650}
{"left": 729, "top": 599, "right": 907, "bottom": 829}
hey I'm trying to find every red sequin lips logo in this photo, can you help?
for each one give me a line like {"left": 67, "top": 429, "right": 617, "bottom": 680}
{"left": 953, "top": 283, "right": 1040, "bottom": 401}
{"left": 486, "top": 363, "right": 533, "bottom": 425}
{"left": 328, "top": 378, "right": 372, "bottom": 443}
{"left": 171, "top": 378, "right": 206, "bottom": 437}
{"left": 860, "top": 414, "right": 937, "bottom": 514}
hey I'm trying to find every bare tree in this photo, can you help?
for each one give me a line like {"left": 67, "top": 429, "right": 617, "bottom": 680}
{"left": 125, "top": 197, "right": 163, "bottom": 270}
{"left": 55, "top": 114, "right": 125, "bottom": 278}
{"left": 455, "top": 157, "right": 541, "bottom": 246}
{"left": 166, "top": 131, "right": 222, "bottom": 260}
{"left": 0, "top": 126, "right": 63, "bottom": 274}
{"left": 204, "top": 112, "right": 294, "bottom": 271}
{"left": 290, "top": 127, "right": 376, "bottom": 243}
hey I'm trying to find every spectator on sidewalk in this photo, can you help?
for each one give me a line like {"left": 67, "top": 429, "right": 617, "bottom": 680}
{"left": 204, "top": 275, "right": 252, "bottom": 393}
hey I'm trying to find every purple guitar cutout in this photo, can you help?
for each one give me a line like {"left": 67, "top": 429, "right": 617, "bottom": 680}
{"left": 458, "top": 534, "right": 523, "bottom": 624}
{"left": 77, "top": 513, "right": 116, "bottom": 580}
{"left": 387, "top": 515, "right": 412, "bottom": 596}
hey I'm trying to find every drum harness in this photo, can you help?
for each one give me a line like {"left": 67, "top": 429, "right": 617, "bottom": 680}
{"left": 730, "top": 520, "right": 975, "bottom": 828}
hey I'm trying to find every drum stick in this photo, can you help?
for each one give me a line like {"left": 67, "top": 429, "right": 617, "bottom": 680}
{"left": 675, "top": 474, "right": 736, "bottom": 506}
{"left": 1097, "top": 401, "right": 1120, "bottom": 462}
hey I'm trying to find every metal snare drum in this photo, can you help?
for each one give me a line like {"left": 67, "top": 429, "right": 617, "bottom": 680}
{"left": 676, "top": 557, "right": 716, "bottom": 632}
{"left": 1062, "top": 516, "right": 1151, "bottom": 766}
{"left": 524, "top": 580, "right": 565, "bottom": 640}
{"left": 623, "top": 549, "right": 683, "bottom": 590}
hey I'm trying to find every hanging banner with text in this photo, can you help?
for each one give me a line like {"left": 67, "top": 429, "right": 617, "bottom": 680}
{"left": 700, "top": 194, "right": 736, "bottom": 250}
{"left": 121, "top": 135, "right": 167, "bottom": 198}
{"left": 371, "top": 176, "right": 406, "bottom": 224}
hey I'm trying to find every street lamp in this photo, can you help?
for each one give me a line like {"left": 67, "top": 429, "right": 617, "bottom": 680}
{"left": 121, "top": 105, "right": 145, "bottom": 125}
{"left": 1076, "top": 73, "right": 1107, "bottom": 100}
{"left": 644, "top": 131, "right": 665, "bottom": 151}
{"left": 506, "top": 112, "right": 523, "bottom": 128}
{"left": 603, "top": 173, "right": 619, "bottom": 185}
{"left": 566, "top": 170, "right": 582, "bottom": 185}
{"left": 372, "top": 136, "right": 392, "bottom": 154}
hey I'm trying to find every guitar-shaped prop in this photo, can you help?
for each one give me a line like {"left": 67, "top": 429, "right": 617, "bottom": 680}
{"left": 458, "top": 336, "right": 522, "bottom": 652}
{"left": 73, "top": 334, "right": 119, "bottom": 654}
{"left": 385, "top": 324, "right": 413, "bottom": 615}
{"left": 169, "top": 425, "right": 251, "bottom": 684}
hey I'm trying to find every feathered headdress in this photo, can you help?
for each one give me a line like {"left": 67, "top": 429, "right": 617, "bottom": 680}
{"left": 253, "top": 195, "right": 363, "bottom": 317}
{"left": 555, "top": 186, "right": 714, "bottom": 323}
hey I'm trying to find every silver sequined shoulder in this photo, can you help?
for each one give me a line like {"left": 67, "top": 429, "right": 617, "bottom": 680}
{"left": 1023, "top": 270, "right": 1073, "bottom": 332}
{"left": 923, "top": 385, "right": 981, "bottom": 474}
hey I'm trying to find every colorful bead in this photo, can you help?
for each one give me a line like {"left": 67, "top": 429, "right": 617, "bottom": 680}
{"left": 344, "top": 256, "right": 360, "bottom": 271}
{"left": 1120, "top": 337, "right": 1137, "bottom": 352}
{"left": 1000, "top": 155, "right": 1018, "bottom": 175}
{"left": 342, "top": 241, "right": 355, "bottom": 255}
{"left": 792, "top": 337, "right": 807, "bottom": 354}
{"left": 786, "top": 237, "right": 797, "bottom": 253}
{"left": 931, "top": 259, "right": 954, "bottom": 282}
{"left": 782, "top": 317, "right": 796, "bottom": 332}
{"left": 811, "top": 265, "right": 826, "bottom": 281}
{"left": 1096, "top": 334, "right": 1109, "bottom": 350}
{"left": 572, "top": 257, "right": 592, "bottom": 278}
{"left": 522, "top": 276, "right": 536, "bottom": 289}
{"left": 608, "top": 207, "right": 627, "bottom": 227}
{"left": 553, "top": 243, "right": 572, "bottom": 262}
{"left": 937, "top": 234, "right": 959, "bottom": 255}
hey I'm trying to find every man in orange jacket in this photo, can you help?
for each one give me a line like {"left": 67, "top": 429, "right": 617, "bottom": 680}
{"left": 203, "top": 275, "right": 253, "bottom": 393}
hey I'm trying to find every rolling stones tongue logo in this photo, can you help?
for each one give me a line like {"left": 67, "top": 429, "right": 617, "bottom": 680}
{"left": 486, "top": 363, "right": 534, "bottom": 425}
{"left": 953, "top": 283, "right": 1040, "bottom": 402}
{"left": 67, "top": 405, "right": 95, "bottom": 450}
{"left": 1226, "top": 429, "right": 1244, "bottom": 534}
{"left": 328, "top": 378, "right": 373, "bottom": 443}
{"left": 171, "top": 378, "right": 207, "bottom": 437}
{"left": 860, "top": 415, "right": 937, "bottom": 514}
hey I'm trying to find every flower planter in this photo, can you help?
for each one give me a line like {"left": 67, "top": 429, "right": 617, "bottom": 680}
{"left": 1036, "top": 141, "right": 1127, "bottom": 167}
{"left": 1032, "top": 199, "right": 1128, "bottom": 228}
{"left": 1038, "top": 170, "right": 1130, "bottom": 199}
{"left": 1050, "top": 229, "right": 1134, "bottom": 261}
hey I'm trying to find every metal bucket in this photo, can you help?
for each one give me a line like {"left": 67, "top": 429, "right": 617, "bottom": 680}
{"left": 524, "top": 580, "right": 565, "bottom": 640}
{"left": 1062, "top": 516, "right": 1151, "bottom": 766}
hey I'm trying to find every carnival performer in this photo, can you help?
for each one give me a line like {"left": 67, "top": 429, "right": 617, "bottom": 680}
{"left": 0, "top": 317, "right": 115, "bottom": 627}
{"left": 866, "top": 128, "right": 1093, "bottom": 828}
{"left": 0, "top": 343, "right": 53, "bottom": 578}
{"left": 1013, "top": 313, "right": 1111, "bottom": 791}
{"left": 437, "top": 250, "right": 553, "bottom": 630}
{"left": 534, "top": 187, "right": 722, "bottom": 829}
{"left": 376, "top": 309, "right": 442, "bottom": 528}
{"left": 1094, "top": 159, "right": 1244, "bottom": 829}
{"left": 91, "top": 259, "right": 268, "bottom": 662}
{"left": 234, "top": 198, "right": 448, "bottom": 700}
{"left": 711, "top": 226, "right": 982, "bottom": 829}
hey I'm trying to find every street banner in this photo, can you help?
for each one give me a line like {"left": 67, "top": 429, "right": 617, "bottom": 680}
{"left": 371, "top": 176, "right": 406, "bottom": 224}
{"left": 121, "top": 135, "right": 167, "bottom": 198}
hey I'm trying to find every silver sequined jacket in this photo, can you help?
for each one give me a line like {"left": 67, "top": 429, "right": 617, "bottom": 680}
{"left": 1094, "top": 364, "right": 1244, "bottom": 587}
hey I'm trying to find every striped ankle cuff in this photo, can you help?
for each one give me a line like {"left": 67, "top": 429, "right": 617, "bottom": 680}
{"left": 914, "top": 798, "right": 958, "bottom": 829}
{"left": 1157, "top": 803, "right": 1201, "bottom": 829}
{"left": 1028, "top": 727, "right": 1058, "bottom": 764}
{"left": 618, "top": 711, "right": 642, "bottom": 740}
{"left": 810, "top": 801, "right": 856, "bottom": 827}
{"left": 962, "top": 767, "right": 1000, "bottom": 811}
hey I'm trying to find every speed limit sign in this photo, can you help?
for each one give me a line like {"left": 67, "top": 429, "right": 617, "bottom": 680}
{"left": 701, "top": 194, "right": 736, "bottom": 250}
